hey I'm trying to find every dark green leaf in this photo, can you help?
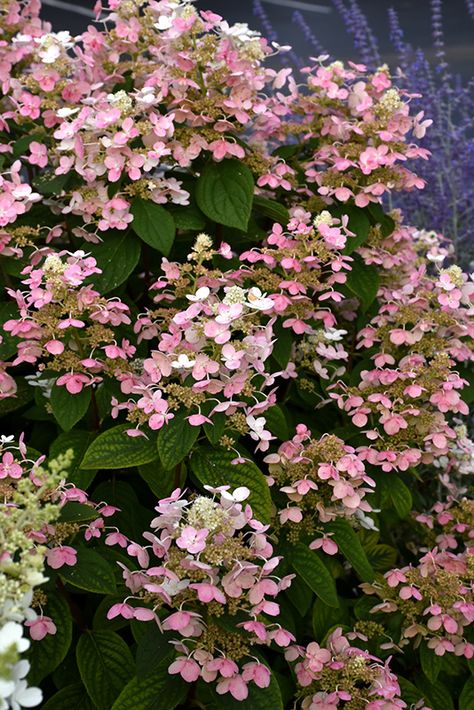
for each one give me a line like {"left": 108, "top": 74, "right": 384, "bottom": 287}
{"left": 285, "top": 575, "right": 314, "bottom": 617}
{"left": 33, "top": 172, "right": 70, "bottom": 196}
{"left": 41, "top": 684, "right": 96, "bottom": 710}
{"left": 379, "top": 474, "right": 413, "bottom": 518}
{"left": 138, "top": 459, "right": 177, "bottom": 499}
{"left": 27, "top": 593, "right": 72, "bottom": 684}
{"left": 60, "top": 548, "right": 116, "bottom": 594}
{"left": 367, "top": 544, "right": 398, "bottom": 571}
{"left": 456, "top": 364, "right": 474, "bottom": 404}
{"left": 111, "top": 656, "right": 187, "bottom": 710}
{"left": 460, "top": 677, "right": 474, "bottom": 710}
{"left": 312, "top": 598, "right": 349, "bottom": 641}
{"left": 13, "top": 133, "right": 43, "bottom": 158}
{"left": 76, "top": 630, "right": 134, "bottom": 710}
{"left": 264, "top": 405, "right": 290, "bottom": 441}
{"left": 50, "top": 384, "right": 91, "bottom": 431}
{"left": 338, "top": 206, "right": 371, "bottom": 255}
{"left": 157, "top": 410, "right": 200, "bottom": 469}
{"left": 49, "top": 430, "right": 97, "bottom": 489}
{"left": 135, "top": 624, "right": 174, "bottom": 679}
{"left": 367, "top": 203, "right": 395, "bottom": 237}
{"left": 167, "top": 203, "right": 206, "bottom": 231}
{"left": 398, "top": 677, "right": 425, "bottom": 705}
{"left": 416, "top": 677, "right": 454, "bottom": 710}
{"left": 420, "top": 642, "right": 443, "bottom": 684}
{"left": 292, "top": 543, "right": 338, "bottom": 608}
{"left": 81, "top": 425, "right": 157, "bottom": 469}
{"left": 58, "top": 502, "right": 99, "bottom": 523}
{"left": 253, "top": 196, "right": 289, "bottom": 225}
{"left": 272, "top": 320, "right": 293, "bottom": 368}
{"left": 196, "top": 159, "right": 254, "bottom": 231}
{"left": 0, "top": 378, "right": 33, "bottom": 416}
{"left": 87, "top": 231, "right": 141, "bottom": 294}
{"left": 326, "top": 519, "right": 375, "bottom": 582}
{"left": 203, "top": 412, "right": 227, "bottom": 446}
{"left": 92, "top": 480, "right": 152, "bottom": 540}
{"left": 0, "top": 302, "right": 20, "bottom": 360}
{"left": 191, "top": 446, "right": 272, "bottom": 523}
{"left": 131, "top": 198, "right": 175, "bottom": 255}
{"left": 345, "top": 254, "right": 379, "bottom": 312}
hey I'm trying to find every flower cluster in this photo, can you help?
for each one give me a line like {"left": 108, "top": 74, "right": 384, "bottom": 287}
{"left": 293, "top": 59, "right": 430, "bottom": 208}
{"left": 264, "top": 424, "right": 374, "bottom": 548}
{"left": 363, "top": 548, "right": 474, "bottom": 658}
{"left": 331, "top": 237, "right": 474, "bottom": 471}
{"left": 415, "top": 497, "right": 474, "bottom": 553}
{"left": 107, "top": 486, "right": 295, "bottom": 701}
{"left": 287, "top": 627, "right": 406, "bottom": 709}
{"left": 3, "top": 250, "right": 130, "bottom": 395}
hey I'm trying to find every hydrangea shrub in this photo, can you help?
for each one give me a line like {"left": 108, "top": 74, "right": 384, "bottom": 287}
{"left": 0, "top": 1, "right": 473, "bottom": 708}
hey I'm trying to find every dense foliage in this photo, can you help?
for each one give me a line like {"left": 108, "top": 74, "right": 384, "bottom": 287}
{"left": 0, "top": 1, "right": 473, "bottom": 709}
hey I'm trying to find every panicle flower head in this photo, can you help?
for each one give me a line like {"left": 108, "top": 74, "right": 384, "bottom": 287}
{"left": 108, "top": 486, "right": 294, "bottom": 699}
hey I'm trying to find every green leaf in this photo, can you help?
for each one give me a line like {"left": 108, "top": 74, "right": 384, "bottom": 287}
{"left": 420, "top": 642, "right": 443, "bottom": 684}
{"left": 398, "top": 677, "right": 425, "bottom": 705}
{"left": 292, "top": 543, "right": 339, "bottom": 608}
{"left": 27, "top": 593, "right": 72, "bottom": 684}
{"left": 203, "top": 411, "right": 227, "bottom": 446}
{"left": 87, "top": 231, "right": 141, "bottom": 294}
{"left": 191, "top": 446, "right": 272, "bottom": 524}
{"left": 138, "top": 459, "right": 177, "bottom": 499}
{"left": 326, "top": 519, "right": 375, "bottom": 582}
{"left": 60, "top": 548, "right": 116, "bottom": 594}
{"left": 416, "top": 677, "right": 454, "bottom": 710}
{"left": 76, "top": 630, "right": 134, "bottom": 710}
{"left": 380, "top": 474, "right": 413, "bottom": 518}
{"left": 0, "top": 302, "right": 20, "bottom": 360}
{"left": 33, "top": 172, "right": 70, "bottom": 196}
{"left": 111, "top": 656, "right": 187, "bottom": 710}
{"left": 264, "top": 406, "right": 290, "bottom": 441}
{"left": 336, "top": 206, "right": 371, "bottom": 255}
{"left": 49, "top": 429, "right": 97, "bottom": 489}
{"left": 253, "top": 196, "right": 289, "bottom": 225}
{"left": 345, "top": 254, "right": 379, "bottom": 312}
{"left": 81, "top": 424, "right": 157, "bottom": 469}
{"left": 41, "top": 684, "right": 96, "bottom": 710}
{"left": 367, "top": 544, "right": 398, "bottom": 571}
{"left": 135, "top": 624, "right": 175, "bottom": 679}
{"left": 58, "top": 502, "right": 100, "bottom": 523}
{"left": 167, "top": 203, "right": 207, "bottom": 231}
{"left": 367, "top": 203, "right": 395, "bottom": 237}
{"left": 196, "top": 159, "right": 254, "bottom": 231}
{"left": 312, "top": 598, "right": 349, "bottom": 641}
{"left": 13, "top": 133, "right": 43, "bottom": 158}
{"left": 285, "top": 575, "right": 314, "bottom": 617}
{"left": 157, "top": 410, "right": 200, "bottom": 469}
{"left": 131, "top": 198, "right": 176, "bottom": 255}
{"left": 0, "top": 377, "right": 33, "bottom": 416}
{"left": 92, "top": 480, "right": 151, "bottom": 540}
{"left": 272, "top": 320, "right": 293, "bottom": 368}
{"left": 50, "top": 383, "right": 91, "bottom": 431}
{"left": 460, "top": 677, "right": 474, "bottom": 710}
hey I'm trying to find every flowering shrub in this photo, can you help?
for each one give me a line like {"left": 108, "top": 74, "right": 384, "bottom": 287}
{"left": 0, "top": 1, "right": 473, "bottom": 709}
